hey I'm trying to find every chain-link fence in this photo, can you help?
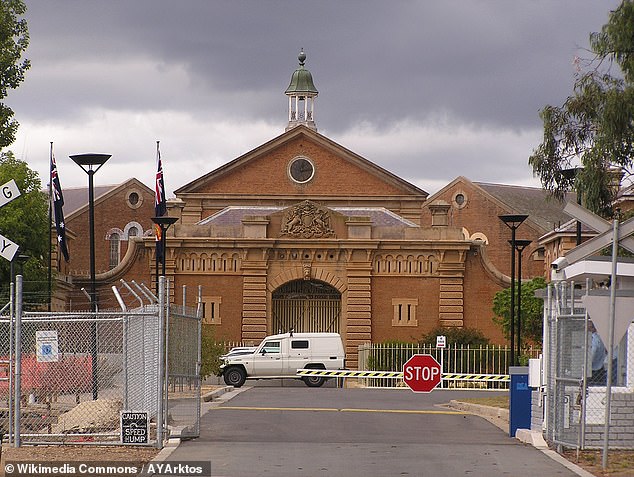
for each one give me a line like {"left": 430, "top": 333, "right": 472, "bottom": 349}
{"left": 166, "top": 303, "right": 201, "bottom": 439}
{"left": 0, "top": 276, "right": 201, "bottom": 448}
{"left": 544, "top": 280, "right": 634, "bottom": 450}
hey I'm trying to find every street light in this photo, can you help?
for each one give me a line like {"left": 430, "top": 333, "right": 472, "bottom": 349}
{"left": 151, "top": 216, "right": 178, "bottom": 293}
{"left": 512, "top": 239, "right": 532, "bottom": 363}
{"left": 70, "top": 153, "right": 111, "bottom": 400}
{"left": 10, "top": 253, "right": 29, "bottom": 285}
{"left": 499, "top": 214, "right": 529, "bottom": 367}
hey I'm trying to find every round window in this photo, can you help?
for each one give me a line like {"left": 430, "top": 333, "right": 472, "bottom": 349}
{"left": 453, "top": 192, "right": 467, "bottom": 209}
{"left": 126, "top": 190, "right": 143, "bottom": 209}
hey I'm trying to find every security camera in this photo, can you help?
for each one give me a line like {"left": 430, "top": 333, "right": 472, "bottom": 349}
{"left": 551, "top": 257, "right": 568, "bottom": 270}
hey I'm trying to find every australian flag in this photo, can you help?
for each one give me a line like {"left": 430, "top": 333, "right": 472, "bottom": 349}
{"left": 155, "top": 143, "right": 167, "bottom": 263}
{"left": 51, "top": 154, "right": 69, "bottom": 261}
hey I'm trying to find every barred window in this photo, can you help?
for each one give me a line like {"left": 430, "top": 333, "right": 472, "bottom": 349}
{"left": 392, "top": 298, "right": 419, "bottom": 327}
{"left": 109, "top": 233, "right": 120, "bottom": 269}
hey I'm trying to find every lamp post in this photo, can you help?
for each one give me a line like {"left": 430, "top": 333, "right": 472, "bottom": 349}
{"left": 70, "top": 153, "right": 111, "bottom": 400}
{"left": 499, "top": 214, "right": 528, "bottom": 367}
{"left": 10, "top": 253, "right": 29, "bottom": 285}
{"left": 151, "top": 216, "right": 178, "bottom": 293}
{"left": 512, "top": 239, "right": 531, "bottom": 363}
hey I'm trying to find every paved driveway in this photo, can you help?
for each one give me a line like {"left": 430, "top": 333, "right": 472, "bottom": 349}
{"left": 160, "top": 387, "right": 582, "bottom": 477}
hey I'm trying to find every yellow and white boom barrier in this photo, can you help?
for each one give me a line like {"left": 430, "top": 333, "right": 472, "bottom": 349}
{"left": 296, "top": 369, "right": 510, "bottom": 382}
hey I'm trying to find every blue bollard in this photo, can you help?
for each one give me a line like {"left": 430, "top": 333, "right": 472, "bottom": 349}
{"left": 509, "top": 366, "right": 531, "bottom": 437}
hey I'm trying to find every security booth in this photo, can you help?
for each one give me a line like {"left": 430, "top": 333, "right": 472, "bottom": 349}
{"left": 543, "top": 257, "right": 634, "bottom": 450}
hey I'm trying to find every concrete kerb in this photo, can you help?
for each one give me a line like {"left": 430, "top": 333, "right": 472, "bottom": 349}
{"left": 446, "top": 400, "right": 596, "bottom": 477}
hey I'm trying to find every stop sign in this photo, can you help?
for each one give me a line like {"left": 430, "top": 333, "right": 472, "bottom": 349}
{"left": 403, "top": 354, "right": 442, "bottom": 393}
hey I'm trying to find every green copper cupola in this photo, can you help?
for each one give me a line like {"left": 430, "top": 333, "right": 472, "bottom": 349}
{"left": 285, "top": 49, "right": 318, "bottom": 131}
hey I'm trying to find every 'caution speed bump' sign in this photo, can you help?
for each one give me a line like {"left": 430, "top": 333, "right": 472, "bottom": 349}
{"left": 120, "top": 411, "right": 149, "bottom": 444}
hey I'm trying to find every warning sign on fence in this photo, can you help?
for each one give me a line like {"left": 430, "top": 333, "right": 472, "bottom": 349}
{"left": 120, "top": 411, "right": 149, "bottom": 444}
{"left": 36, "top": 330, "right": 59, "bottom": 362}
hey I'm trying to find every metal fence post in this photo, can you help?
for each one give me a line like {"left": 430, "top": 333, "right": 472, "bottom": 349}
{"left": 8, "top": 281, "right": 14, "bottom": 444}
{"left": 156, "top": 276, "right": 166, "bottom": 448}
{"left": 196, "top": 285, "right": 203, "bottom": 433}
{"left": 163, "top": 278, "right": 171, "bottom": 443}
{"left": 602, "top": 218, "right": 619, "bottom": 470}
{"left": 13, "top": 275, "right": 22, "bottom": 447}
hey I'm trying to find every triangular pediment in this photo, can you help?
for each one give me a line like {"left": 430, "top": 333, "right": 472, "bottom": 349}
{"left": 175, "top": 126, "right": 427, "bottom": 198}
{"left": 65, "top": 178, "right": 152, "bottom": 220}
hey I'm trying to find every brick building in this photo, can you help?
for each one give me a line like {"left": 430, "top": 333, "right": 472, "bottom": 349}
{"left": 53, "top": 52, "right": 575, "bottom": 367}
{"left": 51, "top": 179, "right": 155, "bottom": 310}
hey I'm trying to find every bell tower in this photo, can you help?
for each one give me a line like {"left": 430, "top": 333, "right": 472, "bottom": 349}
{"left": 285, "top": 49, "right": 318, "bottom": 131}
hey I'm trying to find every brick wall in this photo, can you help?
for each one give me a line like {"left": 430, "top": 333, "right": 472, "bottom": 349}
{"left": 66, "top": 182, "right": 155, "bottom": 277}
{"left": 195, "top": 137, "right": 408, "bottom": 197}
{"left": 371, "top": 276, "right": 440, "bottom": 342}
{"left": 421, "top": 180, "right": 546, "bottom": 280}
{"left": 584, "top": 393, "right": 634, "bottom": 449}
{"left": 463, "top": 251, "right": 506, "bottom": 343}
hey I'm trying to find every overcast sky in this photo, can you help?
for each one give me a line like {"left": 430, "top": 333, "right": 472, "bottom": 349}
{"left": 6, "top": 1, "right": 621, "bottom": 197}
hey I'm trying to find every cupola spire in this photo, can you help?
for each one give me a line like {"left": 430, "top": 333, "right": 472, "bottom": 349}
{"left": 285, "top": 49, "right": 318, "bottom": 131}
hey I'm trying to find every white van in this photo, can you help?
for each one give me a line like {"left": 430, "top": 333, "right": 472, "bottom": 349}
{"left": 219, "top": 332, "right": 345, "bottom": 388}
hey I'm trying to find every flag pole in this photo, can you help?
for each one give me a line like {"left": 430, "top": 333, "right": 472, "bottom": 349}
{"left": 155, "top": 141, "right": 160, "bottom": 293}
{"left": 48, "top": 142, "right": 53, "bottom": 312}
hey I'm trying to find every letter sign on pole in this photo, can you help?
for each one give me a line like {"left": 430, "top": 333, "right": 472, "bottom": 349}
{"left": 0, "top": 233, "right": 19, "bottom": 262}
{"left": 0, "top": 179, "right": 20, "bottom": 208}
{"left": 403, "top": 354, "right": 442, "bottom": 393}
{"left": 0, "top": 179, "right": 22, "bottom": 262}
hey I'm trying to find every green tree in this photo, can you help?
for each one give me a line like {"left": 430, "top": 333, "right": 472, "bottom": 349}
{"left": 529, "top": 1, "right": 634, "bottom": 217}
{"left": 0, "top": 0, "right": 30, "bottom": 149}
{"left": 492, "top": 277, "right": 546, "bottom": 346}
{"left": 0, "top": 152, "right": 49, "bottom": 308}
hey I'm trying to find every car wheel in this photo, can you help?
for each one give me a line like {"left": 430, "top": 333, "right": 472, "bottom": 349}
{"left": 224, "top": 366, "right": 247, "bottom": 387}
{"left": 303, "top": 375, "right": 325, "bottom": 387}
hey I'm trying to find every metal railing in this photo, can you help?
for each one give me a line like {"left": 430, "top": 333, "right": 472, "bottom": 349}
{"left": 358, "top": 342, "right": 541, "bottom": 389}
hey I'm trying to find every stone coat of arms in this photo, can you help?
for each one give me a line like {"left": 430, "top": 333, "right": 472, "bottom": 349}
{"left": 280, "top": 201, "right": 336, "bottom": 238}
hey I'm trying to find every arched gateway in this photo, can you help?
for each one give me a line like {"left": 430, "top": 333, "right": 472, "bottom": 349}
{"left": 272, "top": 279, "right": 341, "bottom": 334}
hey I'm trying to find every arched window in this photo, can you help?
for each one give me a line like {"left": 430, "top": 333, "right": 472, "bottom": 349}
{"left": 109, "top": 233, "right": 120, "bottom": 269}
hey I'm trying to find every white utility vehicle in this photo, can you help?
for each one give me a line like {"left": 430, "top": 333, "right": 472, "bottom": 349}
{"left": 219, "top": 332, "right": 345, "bottom": 388}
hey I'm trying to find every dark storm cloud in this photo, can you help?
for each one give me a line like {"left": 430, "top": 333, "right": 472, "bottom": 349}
{"left": 7, "top": 1, "right": 621, "bottom": 192}
{"left": 17, "top": 1, "right": 615, "bottom": 126}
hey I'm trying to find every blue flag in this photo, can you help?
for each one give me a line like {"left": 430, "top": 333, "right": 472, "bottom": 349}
{"left": 51, "top": 153, "right": 69, "bottom": 262}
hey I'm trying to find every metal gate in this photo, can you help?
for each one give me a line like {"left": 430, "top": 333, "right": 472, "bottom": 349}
{"left": 272, "top": 279, "right": 340, "bottom": 333}
{"left": 0, "top": 276, "right": 201, "bottom": 448}
{"left": 545, "top": 281, "right": 586, "bottom": 448}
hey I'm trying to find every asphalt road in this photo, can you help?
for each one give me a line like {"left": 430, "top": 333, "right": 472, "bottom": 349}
{"left": 160, "top": 386, "right": 580, "bottom": 477}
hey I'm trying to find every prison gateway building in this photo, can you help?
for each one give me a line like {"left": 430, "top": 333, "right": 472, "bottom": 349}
{"left": 52, "top": 52, "right": 569, "bottom": 368}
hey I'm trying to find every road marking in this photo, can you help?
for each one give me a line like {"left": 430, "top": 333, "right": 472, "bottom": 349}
{"left": 216, "top": 406, "right": 467, "bottom": 415}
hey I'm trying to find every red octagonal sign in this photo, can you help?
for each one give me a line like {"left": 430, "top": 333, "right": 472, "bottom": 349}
{"left": 403, "top": 354, "right": 442, "bottom": 393}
